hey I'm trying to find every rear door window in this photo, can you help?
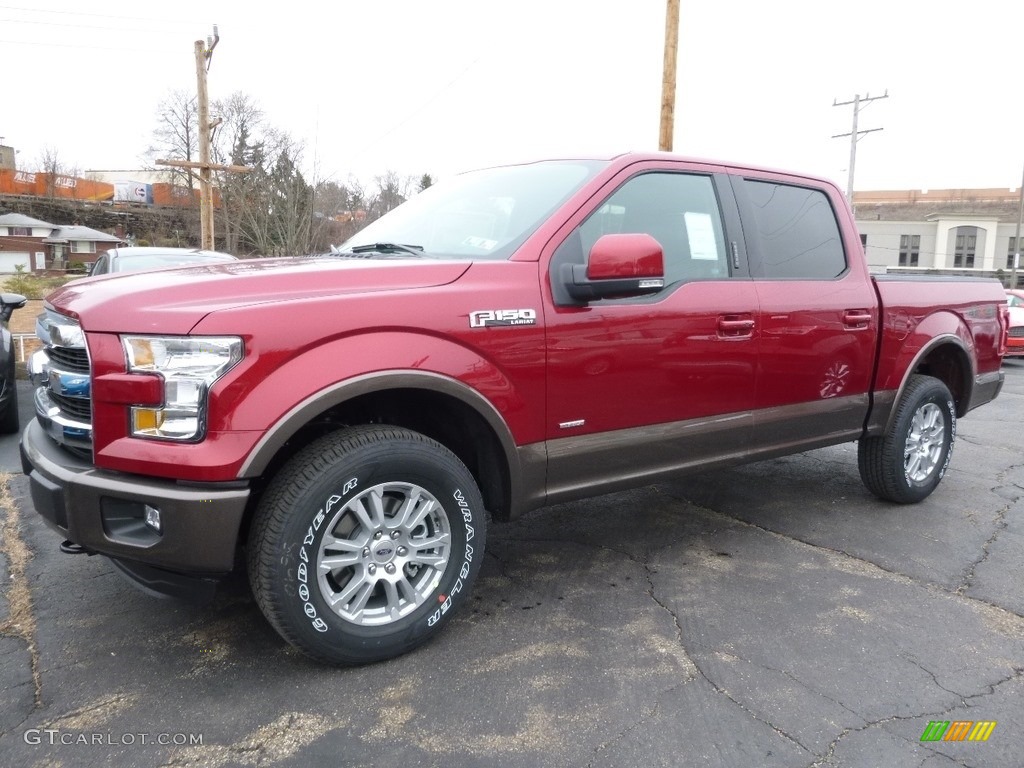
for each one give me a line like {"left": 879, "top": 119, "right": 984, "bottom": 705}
{"left": 740, "top": 179, "right": 846, "bottom": 279}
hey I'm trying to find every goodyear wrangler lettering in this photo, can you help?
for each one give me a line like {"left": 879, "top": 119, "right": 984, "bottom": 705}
{"left": 296, "top": 488, "right": 351, "bottom": 634}
{"left": 427, "top": 489, "right": 474, "bottom": 627}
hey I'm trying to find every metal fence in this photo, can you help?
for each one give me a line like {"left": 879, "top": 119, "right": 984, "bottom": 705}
{"left": 12, "top": 333, "right": 42, "bottom": 364}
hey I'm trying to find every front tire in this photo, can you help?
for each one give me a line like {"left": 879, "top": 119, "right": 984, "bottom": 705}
{"left": 247, "top": 425, "right": 486, "bottom": 665}
{"left": 858, "top": 374, "right": 956, "bottom": 503}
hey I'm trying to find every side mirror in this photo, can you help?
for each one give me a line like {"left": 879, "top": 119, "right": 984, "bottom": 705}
{"left": 0, "top": 292, "right": 27, "bottom": 323}
{"left": 562, "top": 233, "right": 665, "bottom": 302}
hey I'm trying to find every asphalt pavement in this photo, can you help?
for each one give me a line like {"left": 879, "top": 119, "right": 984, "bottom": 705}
{"left": 1, "top": 366, "right": 1022, "bottom": 767}
{"left": 0, "top": 379, "right": 38, "bottom": 474}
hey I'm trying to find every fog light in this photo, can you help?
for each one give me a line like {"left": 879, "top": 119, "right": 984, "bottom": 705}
{"left": 144, "top": 505, "right": 161, "bottom": 532}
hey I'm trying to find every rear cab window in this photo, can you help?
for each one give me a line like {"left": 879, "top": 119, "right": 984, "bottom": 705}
{"left": 737, "top": 178, "right": 847, "bottom": 280}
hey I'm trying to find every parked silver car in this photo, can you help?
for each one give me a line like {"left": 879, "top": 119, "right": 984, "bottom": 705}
{"left": 89, "top": 247, "right": 237, "bottom": 276}
{"left": 0, "top": 292, "right": 27, "bottom": 433}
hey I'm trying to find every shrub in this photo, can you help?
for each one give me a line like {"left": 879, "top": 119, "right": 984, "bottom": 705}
{"left": 4, "top": 273, "right": 79, "bottom": 300}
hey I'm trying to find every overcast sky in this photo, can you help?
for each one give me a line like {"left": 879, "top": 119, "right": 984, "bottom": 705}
{"left": 3, "top": 0, "right": 1023, "bottom": 193}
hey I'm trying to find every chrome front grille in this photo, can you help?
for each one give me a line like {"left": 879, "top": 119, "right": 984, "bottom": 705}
{"left": 1009, "top": 326, "right": 1024, "bottom": 338}
{"left": 31, "top": 310, "right": 93, "bottom": 452}
{"left": 47, "top": 346, "right": 90, "bottom": 373}
{"left": 49, "top": 391, "right": 93, "bottom": 422}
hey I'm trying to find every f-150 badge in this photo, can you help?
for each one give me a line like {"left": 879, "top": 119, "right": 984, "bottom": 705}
{"left": 469, "top": 309, "right": 537, "bottom": 328}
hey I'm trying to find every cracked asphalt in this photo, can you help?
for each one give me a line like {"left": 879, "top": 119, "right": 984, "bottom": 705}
{"left": 1, "top": 364, "right": 1022, "bottom": 768}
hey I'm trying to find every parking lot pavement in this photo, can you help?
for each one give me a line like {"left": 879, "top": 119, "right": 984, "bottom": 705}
{"left": 0, "top": 362, "right": 1021, "bottom": 767}
{"left": 0, "top": 380, "right": 39, "bottom": 474}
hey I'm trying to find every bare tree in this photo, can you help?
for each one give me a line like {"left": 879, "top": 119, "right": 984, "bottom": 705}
{"left": 210, "top": 91, "right": 266, "bottom": 253}
{"left": 367, "top": 171, "right": 414, "bottom": 222}
{"left": 225, "top": 130, "right": 326, "bottom": 256}
{"left": 145, "top": 89, "right": 199, "bottom": 191}
{"left": 145, "top": 88, "right": 362, "bottom": 256}
{"left": 34, "top": 145, "right": 79, "bottom": 198}
{"left": 208, "top": 94, "right": 332, "bottom": 256}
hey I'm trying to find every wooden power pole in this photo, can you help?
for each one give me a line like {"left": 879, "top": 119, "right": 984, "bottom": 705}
{"left": 659, "top": 0, "right": 680, "bottom": 151}
{"left": 157, "top": 27, "right": 250, "bottom": 250}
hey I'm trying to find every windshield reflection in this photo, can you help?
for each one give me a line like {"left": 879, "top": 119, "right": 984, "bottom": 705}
{"left": 339, "top": 160, "right": 606, "bottom": 261}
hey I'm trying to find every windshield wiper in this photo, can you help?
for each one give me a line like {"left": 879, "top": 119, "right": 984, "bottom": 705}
{"left": 347, "top": 243, "right": 428, "bottom": 257}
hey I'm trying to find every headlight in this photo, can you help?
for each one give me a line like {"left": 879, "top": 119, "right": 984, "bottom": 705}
{"left": 122, "top": 335, "right": 243, "bottom": 441}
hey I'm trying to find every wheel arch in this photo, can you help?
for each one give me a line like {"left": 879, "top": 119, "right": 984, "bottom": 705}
{"left": 239, "top": 370, "right": 523, "bottom": 522}
{"left": 886, "top": 334, "right": 973, "bottom": 432}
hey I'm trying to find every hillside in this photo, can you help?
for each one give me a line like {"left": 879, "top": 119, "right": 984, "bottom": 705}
{"left": 0, "top": 195, "right": 203, "bottom": 249}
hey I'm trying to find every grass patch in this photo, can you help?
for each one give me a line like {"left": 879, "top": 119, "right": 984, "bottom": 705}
{"left": 0, "top": 471, "right": 42, "bottom": 707}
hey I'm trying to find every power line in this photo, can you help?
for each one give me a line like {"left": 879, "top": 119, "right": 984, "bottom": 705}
{"left": 0, "top": 3, "right": 203, "bottom": 25}
{"left": 0, "top": 37, "right": 176, "bottom": 52}
{"left": 346, "top": 56, "right": 483, "bottom": 165}
{"left": 0, "top": 16, "right": 177, "bottom": 33}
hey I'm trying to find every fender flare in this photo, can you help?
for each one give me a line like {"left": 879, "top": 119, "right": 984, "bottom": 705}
{"left": 238, "top": 369, "right": 524, "bottom": 499}
{"left": 884, "top": 332, "right": 973, "bottom": 433}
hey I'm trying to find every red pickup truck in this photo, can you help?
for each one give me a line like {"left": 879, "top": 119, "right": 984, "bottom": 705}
{"left": 21, "top": 153, "right": 1009, "bottom": 665}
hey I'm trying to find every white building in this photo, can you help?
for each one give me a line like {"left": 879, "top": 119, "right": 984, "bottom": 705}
{"left": 852, "top": 188, "right": 1021, "bottom": 286}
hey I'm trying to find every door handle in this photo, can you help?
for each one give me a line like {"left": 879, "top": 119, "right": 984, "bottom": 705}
{"left": 843, "top": 309, "right": 872, "bottom": 329}
{"left": 718, "top": 316, "right": 755, "bottom": 339}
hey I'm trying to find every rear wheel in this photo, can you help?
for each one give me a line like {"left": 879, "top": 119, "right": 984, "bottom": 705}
{"left": 858, "top": 374, "right": 956, "bottom": 503}
{"left": 247, "top": 425, "right": 486, "bottom": 665}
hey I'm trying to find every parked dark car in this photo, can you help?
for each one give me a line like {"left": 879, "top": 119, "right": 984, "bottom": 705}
{"left": 0, "top": 292, "right": 27, "bottom": 433}
{"left": 89, "top": 247, "right": 237, "bottom": 276}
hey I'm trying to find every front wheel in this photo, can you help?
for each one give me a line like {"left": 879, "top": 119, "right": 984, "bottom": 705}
{"left": 247, "top": 426, "right": 486, "bottom": 665}
{"left": 858, "top": 374, "right": 956, "bottom": 503}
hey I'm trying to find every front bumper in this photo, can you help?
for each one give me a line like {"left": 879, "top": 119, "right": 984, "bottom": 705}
{"left": 20, "top": 418, "right": 251, "bottom": 577}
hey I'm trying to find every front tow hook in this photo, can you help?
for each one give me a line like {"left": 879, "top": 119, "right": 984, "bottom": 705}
{"left": 60, "top": 539, "right": 93, "bottom": 555}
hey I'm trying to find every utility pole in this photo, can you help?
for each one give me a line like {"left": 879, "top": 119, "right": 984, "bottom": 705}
{"left": 156, "top": 26, "right": 250, "bottom": 250}
{"left": 659, "top": 0, "right": 680, "bottom": 151}
{"left": 195, "top": 33, "right": 216, "bottom": 250}
{"left": 1012, "top": 161, "right": 1024, "bottom": 289}
{"left": 831, "top": 91, "right": 888, "bottom": 204}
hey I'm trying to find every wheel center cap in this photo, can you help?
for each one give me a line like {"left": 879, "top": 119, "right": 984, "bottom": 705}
{"left": 373, "top": 543, "right": 397, "bottom": 564}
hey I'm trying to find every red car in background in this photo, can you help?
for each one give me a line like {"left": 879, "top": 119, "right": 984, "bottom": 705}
{"left": 1007, "top": 289, "right": 1024, "bottom": 357}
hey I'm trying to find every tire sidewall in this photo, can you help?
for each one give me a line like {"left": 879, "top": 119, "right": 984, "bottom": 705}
{"left": 269, "top": 440, "right": 483, "bottom": 663}
{"left": 894, "top": 380, "right": 956, "bottom": 501}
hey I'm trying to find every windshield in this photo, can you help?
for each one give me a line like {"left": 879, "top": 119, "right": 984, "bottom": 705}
{"left": 339, "top": 160, "right": 605, "bottom": 260}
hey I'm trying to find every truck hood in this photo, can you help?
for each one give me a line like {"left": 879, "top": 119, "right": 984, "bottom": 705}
{"left": 44, "top": 256, "right": 472, "bottom": 334}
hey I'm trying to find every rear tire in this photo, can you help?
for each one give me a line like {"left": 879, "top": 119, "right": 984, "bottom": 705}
{"left": 858, "top": 374, "right": 956, "bottom": 503}
{"left": 247, "top": 425, "right": 486, "bottom": 665}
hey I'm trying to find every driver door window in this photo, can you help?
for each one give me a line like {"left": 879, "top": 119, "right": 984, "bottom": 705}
{"left": 554, "top": 172, "right": 730, "bottom": 298}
